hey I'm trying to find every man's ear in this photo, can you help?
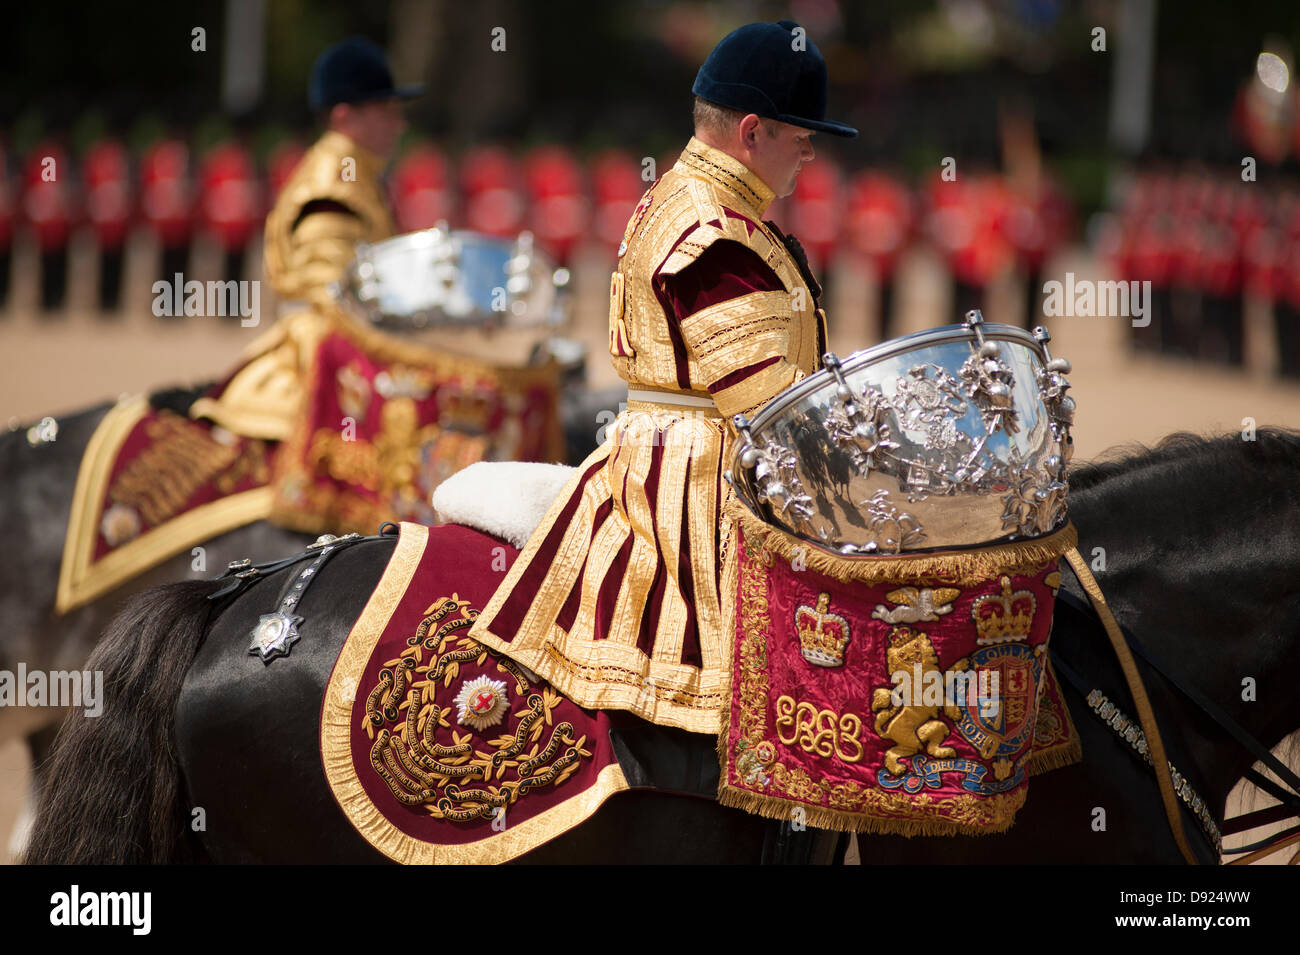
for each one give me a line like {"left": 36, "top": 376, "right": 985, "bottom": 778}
{"left": 738, "top": 113, "right": 763, "bottom": 148}
{"left": 328, "top": 102, "right": 352, "bottom": 130}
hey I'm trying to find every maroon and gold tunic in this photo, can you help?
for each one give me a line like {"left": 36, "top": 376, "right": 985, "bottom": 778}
{"left": 469, "top": 138, "right": 827, "bottom": 733}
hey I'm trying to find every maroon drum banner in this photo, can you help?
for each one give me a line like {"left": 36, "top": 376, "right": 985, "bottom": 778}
{"left": 719, "top": 510, "right": 1080, "bottom": 836}
{"left": 271, "top": 325, "right": 565, "bottom": 536}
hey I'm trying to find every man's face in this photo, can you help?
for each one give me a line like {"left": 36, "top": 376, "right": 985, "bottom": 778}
{"left": 747, "top": 120, "right": 816, "bottom": 198}
{"left": 336, "top": 98, "right": 407, "bottom": 161}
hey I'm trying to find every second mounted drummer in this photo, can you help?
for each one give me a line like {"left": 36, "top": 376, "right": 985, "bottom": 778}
{"left": 192, "top": 36, "right": 421, "bottom": 440}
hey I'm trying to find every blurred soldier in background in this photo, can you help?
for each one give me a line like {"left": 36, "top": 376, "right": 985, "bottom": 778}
{"left": 191, "top": 36, "right": 421, "bottom": 439}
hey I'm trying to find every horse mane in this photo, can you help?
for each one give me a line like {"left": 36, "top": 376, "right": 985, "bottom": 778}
{"left": 1069, "top": 427, "right": 1300, "bottom": 493}
{"left": 1069, "top": 427, "right": 1300, "bottom": 839}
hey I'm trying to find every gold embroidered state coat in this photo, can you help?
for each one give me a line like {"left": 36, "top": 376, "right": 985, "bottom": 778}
{"left": 191, "top": 130, "right": 395, "bottom": 440}
{"left": 469, "top": 138, "right": 827, "bottom": 733}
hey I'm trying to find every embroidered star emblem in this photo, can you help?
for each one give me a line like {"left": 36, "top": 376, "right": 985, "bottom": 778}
{"left": 453, "top": 676, "right": 509, "bottom": 732}
{"left": 249, "top": 611, "right": 304, "bottom": 662}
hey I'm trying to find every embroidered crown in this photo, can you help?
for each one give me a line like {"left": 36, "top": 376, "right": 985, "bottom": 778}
{"left": 795, "top": 592, "right": 851, "bottom": 667}
{"left": 971, "top": 575, "right": 1037, "bottom": 645}
{"left": 437, "top": 383, "right": 499, "bottom": 433}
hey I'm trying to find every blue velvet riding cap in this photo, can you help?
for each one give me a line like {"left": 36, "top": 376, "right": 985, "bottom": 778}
{"left": 692, "top": 19, "right": 857, "bottom": 138}
{"left": 309, "top": 36, "right": 424, "bottom": 112}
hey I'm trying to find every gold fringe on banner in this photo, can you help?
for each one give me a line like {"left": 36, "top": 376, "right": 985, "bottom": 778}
{"left": 1024, "top": 660, "right": 1084, "bottom": 776}
{"left": 1024, "top": 737, "right": 1084, "bottom": 777}
{"left": 726, "top": 499, "right": 1077, "bottom": 587}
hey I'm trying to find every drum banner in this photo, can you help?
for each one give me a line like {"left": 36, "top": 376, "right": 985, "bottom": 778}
{"left": 55, "top": 395, "right": 274, "bottom": 614}
{"left": 270, "top": 323, "right": 566, "bottom": 536}
{"left": 321, "top": 521, "right": 628, "bottom": 864}
{"left": 718, "top": 509, "right": 1080, "bottom": 836}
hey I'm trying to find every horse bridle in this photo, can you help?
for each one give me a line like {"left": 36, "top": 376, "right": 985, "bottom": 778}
{"left": 1056, "top": 551, "right": 1300, "bottom": 865}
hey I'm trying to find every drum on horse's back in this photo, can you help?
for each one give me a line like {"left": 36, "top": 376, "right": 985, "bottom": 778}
{"left": 336, "top": 225, "right": 571, "bottom": 335}
{"left": 731, "top": 310, "right": 1074, "bottom": 554}
{"left": 719, "top": 311, "right": 1081, "bottom": 838}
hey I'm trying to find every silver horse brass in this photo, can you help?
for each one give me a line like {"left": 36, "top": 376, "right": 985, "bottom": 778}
{"left": 335, "top": 224, "right": 571, "bottom": 331}
{"left": 730, "top": 311, "right": 1076, "bottom": 555}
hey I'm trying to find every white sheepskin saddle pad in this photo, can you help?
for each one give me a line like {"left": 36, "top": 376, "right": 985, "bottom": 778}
{"left": 431, "top": 461, "right": 577, "bottom": 549}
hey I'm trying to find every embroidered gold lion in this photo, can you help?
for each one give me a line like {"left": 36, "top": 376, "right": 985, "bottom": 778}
{"left": 870, "top": 625, "right": 969, "bottom": 775}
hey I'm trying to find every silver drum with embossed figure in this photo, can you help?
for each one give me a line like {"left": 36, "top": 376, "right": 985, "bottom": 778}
{"left": 729, "top": 311, "right": 1076, "bottom": 554}
{"left": 334, "top": 223, "right": 571, "bottom": 331}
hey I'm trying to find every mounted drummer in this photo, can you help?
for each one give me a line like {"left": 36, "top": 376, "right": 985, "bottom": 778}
{"left": 191, "top": 36, "right": 421, "bottom": 440}
{"left": 467, "top": 20, "right": 857, "bottom": 733}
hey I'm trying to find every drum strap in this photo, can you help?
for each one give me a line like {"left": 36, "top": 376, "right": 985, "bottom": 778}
{"left": 1064, "top": 548, "right": 1199, "bottom": 864}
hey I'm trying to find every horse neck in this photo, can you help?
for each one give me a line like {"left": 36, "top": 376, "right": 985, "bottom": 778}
{"left": 1067, "top": 433, "right": 1300, "bottom": 814}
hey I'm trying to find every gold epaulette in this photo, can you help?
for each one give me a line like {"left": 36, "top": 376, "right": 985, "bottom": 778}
{"left": 284, "top": 210, "right": 371, "bottom": 308}
{"left": 263, "top": 130, "right": 395, "bottom": 304}
{"left": 608, "top": 137, "right": 819, "bottom": 397}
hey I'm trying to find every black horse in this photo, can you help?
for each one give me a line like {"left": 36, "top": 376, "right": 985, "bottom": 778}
{"left": 23, "top": 429, "right": 1300, "bottom": 864}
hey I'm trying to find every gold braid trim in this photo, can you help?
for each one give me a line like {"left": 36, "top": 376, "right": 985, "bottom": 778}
{"left": 679, "top": 290, "right": 795, "bottom": 386}
{"left": 711, "top": 361, "right": 799, "bottom": 420}
{"left": 727, "top": 499, "right": 1078, "bottom": 587}
{"left": 678, "top": 139, "right": 776, "bottom": 215}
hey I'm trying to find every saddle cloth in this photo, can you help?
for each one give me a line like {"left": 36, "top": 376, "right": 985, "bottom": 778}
{"left": 321, "top": 522, "right": 630, "bottom": 864}
{"left": 56, "top": 396, "right": 274, "bottom": 614}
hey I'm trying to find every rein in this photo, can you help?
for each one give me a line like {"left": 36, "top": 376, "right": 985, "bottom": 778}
{"left": 1057, "top": 553, "right": 1300, "bottom": 865}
